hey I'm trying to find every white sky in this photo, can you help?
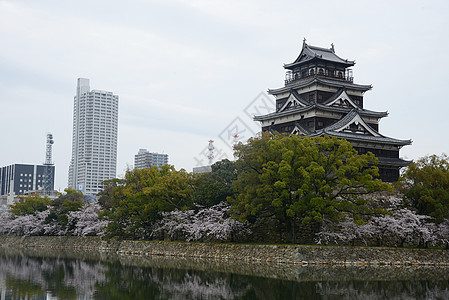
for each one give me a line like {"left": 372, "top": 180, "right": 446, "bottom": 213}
{"left": 1, "top": 0, "right": 448, "bottom": 191}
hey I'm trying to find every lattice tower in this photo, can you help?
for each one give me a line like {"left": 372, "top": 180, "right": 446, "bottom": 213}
{"left": 43, "top": 133, "right": 54, "bottom": 192}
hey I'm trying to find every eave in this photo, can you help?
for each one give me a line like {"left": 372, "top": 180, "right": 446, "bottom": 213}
{"left": 253, "top": 105, "right": 387, "bottom": 122}
{"left": 268, "top": 77, "right": 372, "bottom": 95}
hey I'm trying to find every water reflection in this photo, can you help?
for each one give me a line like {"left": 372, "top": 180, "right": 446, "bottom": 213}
{"left": 0, "top": 247, "right": 449, "bottom": 299}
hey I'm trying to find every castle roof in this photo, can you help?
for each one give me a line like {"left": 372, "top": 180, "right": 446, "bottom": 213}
{"left": 377, "top": 157, "right": 412, "bottom": 167}
{"left": 268, "top": 77, "right": 372, "bottom": 95}
{"left": 284, "top": 42, "right": 355, "bottom": 70}
{"left": 314, "top": 110, "right": 412, "bottom": 146}
{"left": 253, "top": 103, "right": 387, "bottom": 121}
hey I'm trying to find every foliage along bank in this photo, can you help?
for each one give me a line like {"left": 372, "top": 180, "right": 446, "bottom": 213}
{"left": 1, "top": 133, "right": 449, "bottom": 248}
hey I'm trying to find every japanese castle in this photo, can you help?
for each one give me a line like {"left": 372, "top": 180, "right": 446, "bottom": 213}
{"left": 254, "top": 40, "right": 411, "bottom": 182}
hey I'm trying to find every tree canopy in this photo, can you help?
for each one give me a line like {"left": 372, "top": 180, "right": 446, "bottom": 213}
{"left": 99, "top": 165, "right": 195, "bottom": 239}
{"left": 9, "top": 193, "right": 52, "bottom": 216}
{"left": 400, "top": 154, "right": 449, "bottom": 223}
{"left": 46, "top": 188, "right": 85, "bottom": 229}
{"left": 228, "top": 133, "right": 390, "bottom": 241}
{"left": 193, "top": 159, "right": 239, "bottom": 207}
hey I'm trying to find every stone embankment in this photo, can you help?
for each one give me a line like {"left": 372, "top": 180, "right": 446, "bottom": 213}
{"left": 0, "top": 235, "right": 448, "bottom": 267}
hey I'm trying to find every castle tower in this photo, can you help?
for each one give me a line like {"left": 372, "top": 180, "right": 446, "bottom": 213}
{"left": 254, "top": 41, "right": 411, "bottom": 182}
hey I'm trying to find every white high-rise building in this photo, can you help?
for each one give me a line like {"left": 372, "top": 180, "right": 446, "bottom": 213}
{"left": 68, "top": 78, "right": 119, "bottom": 195}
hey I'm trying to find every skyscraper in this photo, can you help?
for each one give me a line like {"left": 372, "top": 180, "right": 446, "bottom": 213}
{"left": 68, "top": 78, "right": 119, "bottom": 195}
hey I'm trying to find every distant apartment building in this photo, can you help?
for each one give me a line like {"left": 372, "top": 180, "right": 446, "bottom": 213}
{"left": 134, "top": 149, "right": 168, "bottom": 169}
{"left": 68, "top": 78, "right": 119, "bottom": 195}
{"left": 0, "top": 164, "right": 55, "bottom": 196}
{"left": 193, "top": 166, "right": 212, "bottom": 174}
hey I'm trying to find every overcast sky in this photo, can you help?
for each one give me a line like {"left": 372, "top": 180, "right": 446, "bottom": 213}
{"left": 1, "top": 0, "right": 448, "bottom": 191}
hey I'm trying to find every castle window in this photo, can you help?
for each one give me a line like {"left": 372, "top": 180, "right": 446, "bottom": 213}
{"left": 338, "top": 71, "right": 343, "bottom": 78}
{"left": 309, "top": 69, "right": 315, "bottom": 75}
{"left": 319, "top": 68, "right": 324, "bottom": 75}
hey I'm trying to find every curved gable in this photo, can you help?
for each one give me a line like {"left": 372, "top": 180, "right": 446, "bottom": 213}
{"left": 325, "top": 90, "right": 359, "bottom": 109}
{"left": 333, "top": 113, "right": 380, "bottom": 136}
{"left": 279, "top": 91, "right": 308, "bottom": 112}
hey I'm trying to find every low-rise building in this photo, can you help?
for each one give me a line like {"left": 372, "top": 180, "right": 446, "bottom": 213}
{"left": 0, "top": 164, "right": 55, "bottom": 196}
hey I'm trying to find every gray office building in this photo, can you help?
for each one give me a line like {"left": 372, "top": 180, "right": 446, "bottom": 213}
{"left": 0, "top": 164, "right": 55, "bottom": 196}
{"left": 134, "top": 149, "right": 168, "bottom": 169}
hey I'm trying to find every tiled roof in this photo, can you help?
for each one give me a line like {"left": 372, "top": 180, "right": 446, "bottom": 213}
{"left": 284, "top": 43, "right": 355, "bottom": 69}
{"left": 324, "top": 109, "right": 362, "bottom": 131}
{"left": 268, "top": 77, "right": 372, "bottom": 95}
{"left": 253, "top": 104, "right": 387, "bottom": 121}
{"left": 316, "top": 130, "right": 412, "bottom": 146}
{"left": 314, "top": 110, "right": 412, "bottom": 146}
{"left": 279, "top": 89, "right": 309, "bottom": 104}
{"left": 321, "top": 87, "right": 357, "bottom": 106}
{"left": 316, "top": 78, "right": 372, "bottom": 91}
{"left": 316, "top": 104, "right": 388, "bottom": 118}
{"left": 377, "top": 157, "right": 412, "bottom": 167}
{"left": 276, "top": 90, "right": 310, "bottom": 112}
{"left": 291, "top": 122, "right": 311, "bottom": 135}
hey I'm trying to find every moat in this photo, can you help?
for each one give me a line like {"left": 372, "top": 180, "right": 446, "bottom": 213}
{"left": 1, "top": 247, "right": 449, "bottom": 300}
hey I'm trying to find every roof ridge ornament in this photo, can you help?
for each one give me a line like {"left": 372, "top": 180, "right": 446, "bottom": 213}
{"left": 330, "top": 43, "right": 335, "bottom": 53}
{"left": 303, "top": 38, "right": 307, "bottom": 47}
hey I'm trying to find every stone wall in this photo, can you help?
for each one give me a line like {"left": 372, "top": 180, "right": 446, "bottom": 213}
{"left": 1, "top": 235, "right": 448, "bottom": 266}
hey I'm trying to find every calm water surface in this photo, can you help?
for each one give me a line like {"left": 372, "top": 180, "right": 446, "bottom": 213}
{"left": 0, "top": 248, "right": 449, "bottom": 299}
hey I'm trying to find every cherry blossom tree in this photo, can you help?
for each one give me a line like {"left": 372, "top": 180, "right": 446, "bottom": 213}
{"left": 66, "top": 203, "right": 109, "bottom": 236}
{"left": 1, "top": 208, "right": 63, "bottom": 236}
{"left": 368, "top": 208, "right": 434, "bottom": 247}
{"left": 0, "top": 203, "right": 107, "bottom": 237}
{"left": 317, "top": 196, "right": 439, "bottom": 247}
{"left": 152, "top": 202, "right": 248, "bottom": 242}
{"left": 0, "top": 211, "right": 15, "bottom": 234}
{"left": 435, "top": 220, "right": 449, "bottom": 249}
{"left": 316, "top": 218, "right": 375, "bottom": 246}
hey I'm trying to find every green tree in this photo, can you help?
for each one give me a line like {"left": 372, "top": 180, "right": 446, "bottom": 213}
{"left": 46, "top": 188, "right": 85, "bottom": 229}
{"left": 400, "top": 154, "right": 449, "bottom": 223}
{"left": 194, "top": 159, "right": 239, "bottom": 207}
{"left": 100, "top": 165, "right": 195, "bottom": 239}
{"left": 98, "top": 178, "right": 126, "bottom": 210}
{"left": 228, "top": 133, "right": 390, "bottom": 242}
{"left": 9, "top": 193, "right": 52, "bottom": 216}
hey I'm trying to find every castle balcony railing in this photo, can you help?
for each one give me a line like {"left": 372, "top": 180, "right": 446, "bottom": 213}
{"left": 285, "top": 73, "right": 354, "bottom": 86}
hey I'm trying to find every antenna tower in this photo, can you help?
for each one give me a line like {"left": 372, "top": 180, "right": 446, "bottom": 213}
{"left": 207, "top": 140, "right": 215, "bottom": 165}
{"left": 232, "top": 134, "right": 239, "bottom": 148}
{"left": 232, "top": 134, "right": 239, "bottom": 159}
{"left": 43, "top": 133, "right": 54, "bottom": 193}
